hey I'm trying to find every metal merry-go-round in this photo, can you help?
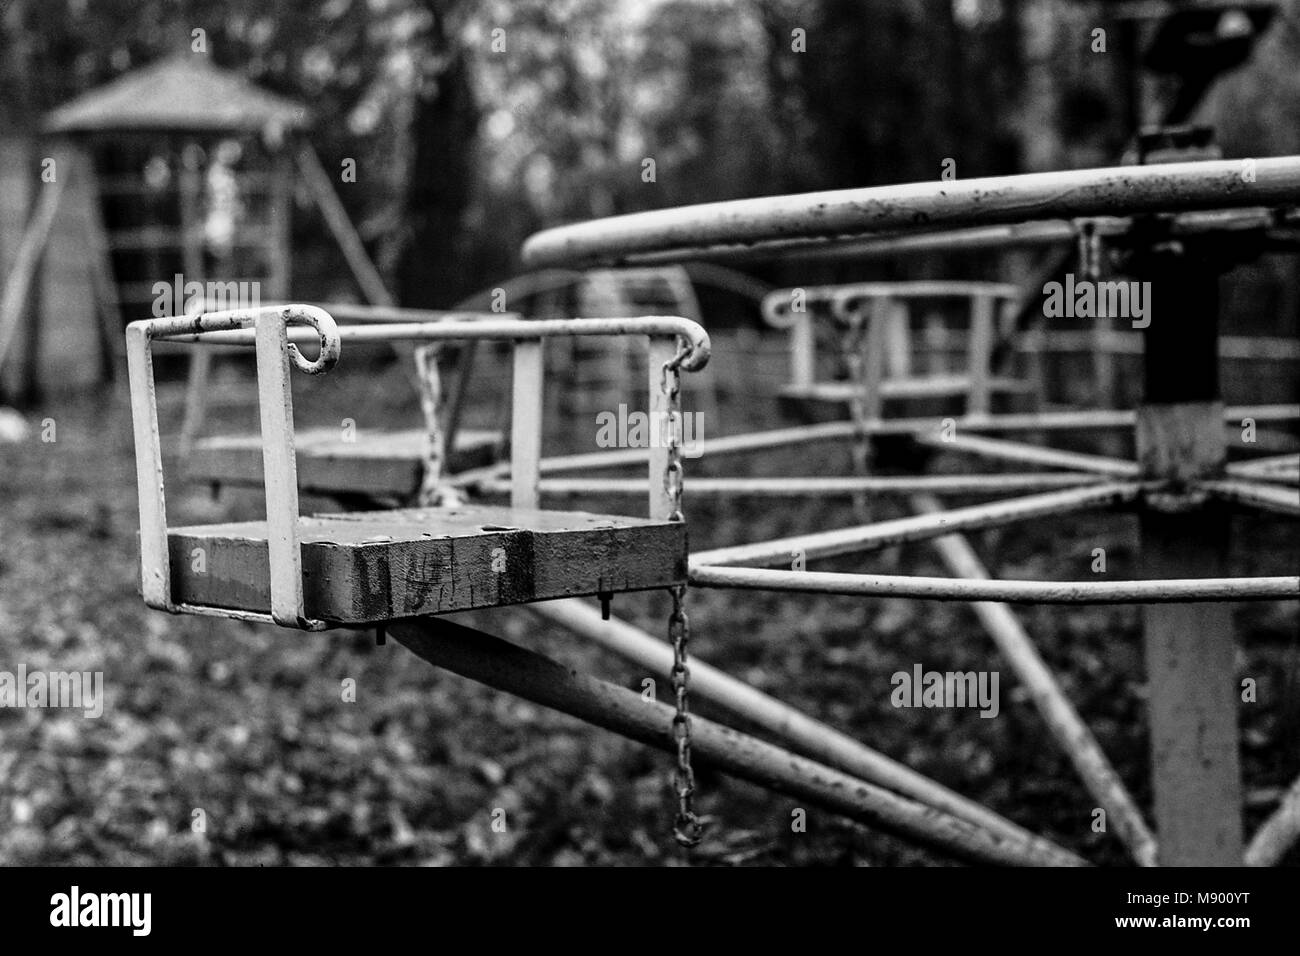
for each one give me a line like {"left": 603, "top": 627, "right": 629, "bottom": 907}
{"left": 125, "top": 154, "right": 1300, "bottom": 867}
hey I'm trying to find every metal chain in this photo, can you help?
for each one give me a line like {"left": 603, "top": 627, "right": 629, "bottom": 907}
{"left": 413, "top": 344, "right": 464, "bottom": 508}
{"left": 662, "top": 344, "right": 702, "bottom": 848}
{"left": 1077, "top": 219, "right": 1101, "bottom": 281}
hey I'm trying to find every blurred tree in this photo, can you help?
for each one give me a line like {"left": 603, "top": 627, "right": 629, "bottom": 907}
{"left": 393, "top": 0, "right": 479, "bottom": 306}
{"left": 3, "top": 0, "right": 1297, "bottom": 304}
{"left": 753, "top": 0, "right": 1027, "bottom": 189}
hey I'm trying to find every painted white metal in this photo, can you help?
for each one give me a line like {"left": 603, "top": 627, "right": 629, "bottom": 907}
{"left": 124, "top": 304, "right": 341, "bottom": 629}
{"left": 511, "top": 340, "right": 544, "bottom": 510}
{"left": 967, "top": 294, "right": 995, "bottom": 417}
{"left": 647, "top": 336, "right": 678, "bottom": 520}
{"left": 169, "top": 316, "right": 713, "bottom": 372}
{"left": 125, "top": 323, "right": 171, "bottom": 611}
{"left": 1203, "top": 479, "right": 1300, "bottom": 517}
{"left": 916, "top": 432, "right": 1140, "bottom": 476}
{"left": 255, "top": 313, "right": 308, "bottom": 627}
{"left": 521, "top": 158, "right": 1300, "bottom": 267}
{"left": 691, "top": 482, "right": 1142, "bottom": 568}
{"left": 689, "top": 565, "right": 1300, "bottom": 603}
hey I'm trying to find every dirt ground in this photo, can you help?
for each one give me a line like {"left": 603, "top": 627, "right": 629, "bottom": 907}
{"left": 1, "top": 363, "right": 1296, "bottom": 866}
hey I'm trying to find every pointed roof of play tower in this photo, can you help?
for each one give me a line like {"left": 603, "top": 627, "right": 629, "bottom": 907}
{"left": 44, "top": 54, "right": 311, "bottom": 136}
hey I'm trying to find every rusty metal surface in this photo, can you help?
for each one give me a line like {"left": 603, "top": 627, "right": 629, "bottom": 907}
{"left": 522, "top": 158, "right": 1300, "bottom": 268}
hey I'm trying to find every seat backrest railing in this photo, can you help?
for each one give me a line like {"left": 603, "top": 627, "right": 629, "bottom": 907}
{"left": 170, "top": 299, "right": 517, "bottom": 459}
{"left": 126, "top": 305, "right": 711, "bottom": 631}
{"left": 761, "top": 281, "right": 1022, "bottom": 419}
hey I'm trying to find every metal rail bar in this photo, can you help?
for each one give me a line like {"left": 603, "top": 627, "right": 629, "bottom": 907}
{"left": 166, "top": 315, "right": 712, "bottom": 372}
{"left": 689, "top": 565, "right": 1300, "bottom": 603}
{"left": 451, "top": 406, "right": 1298, "bottom": 486}
{"left": 388, "top": 615, "right": 1086, "bottom": 866}
{"left": 524, "top": 599, "right": 1084, "bottom": 863}
{"left": 522, "top": 158, "right": 1300, "bottom": 268}
{"left": 691, "top": 482, "right": 1142, "bottom": 569}
{"left": 721, "top": 207, "right": 1300, "bottom": 264}
{"left": 151, "top": 298, "right": 515, "bottom": 328}
{"left": 1227, "top": 453, "right": 1300, "bottom": 481}
{"left": 1202, "top": 479, "right": 1300, "bottom": 517}
{"left": 762, "top": 281, "right": 1022, "bottom": 329}
{"left": 1018, "top": 330, "right": 1300, "bottom": 362}
{"left": 478, "top": 473, "right": 1109, "bottom": 497}
{"left": 915, "top": 432, "right": 1141, "bottom": 477}
{"left": 907, "top": 494, "right": 1159, "bottom": 866}
{"left": 1245, "top": 774, "right": 1300, "bottom": 867}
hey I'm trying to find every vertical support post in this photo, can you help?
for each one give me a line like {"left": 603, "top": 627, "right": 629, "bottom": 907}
{"left": 648, "top": 335, "right": 678, "bottom": 520}
{"left": 1093, "top": 311, "right": 1115, "bottom": 407}
{"left": 1134, "top": 236, "right": 1241, "bottom": 866}
{"left": 178, "top": 141, "right": 206, "bottom": 288}
{"left": 791, "top": 312, "right": 815, "bottom": 389}
{"left": 922, "top": 307, "right": 946, "bottom": 375}
{"left": 81, "top": 157, "right": 126, "bottom": 383}
{"left": 0, "top": 162, "right": 64, "bottom": 387}
{"left": 178, "top": 141, "right": 210, "bottom": 455}
{"left": 254, "top": 314, "right": 307, "bottom": 627}
{"left": 967, "top": 293, "right": 994, "bottom": 418}
{"left": 22, "top": 153, "right": 46, "bottom": 403}
{"left": 885, "top": 298, "right": 911, "bottom": 379}
{"left": 125, "top": 325, "right": 170, "bottom": 610}
{"left": 1002, "top": 295, "right": 1039, "bottom": 406}
{"left": 266, "top": 148, "right": 293, "bottom": 302}
{"left": 511, "top": 340, "right": 544, "bottom": 510}
{"left": 178, "top": 343, "right": 211, "bottom": 457}
{"left": 861, "top": 299, "right": 887, "bottom": 423}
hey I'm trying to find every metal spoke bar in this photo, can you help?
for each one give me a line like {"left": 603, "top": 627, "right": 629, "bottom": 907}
{"left": 1227, "top": 453, "right": 1300, "bottom": 482}
{"left": 1244, "top": 774, "right": 1300, "bottom": 867}
{"left": 524, "top": 598, "right": 1082, "bottom": 863}
{"left": 450, "top": 406, "right": 1297, "bottom": 486}
{"left": 387, "top": 615, "right": 1086, "bottom": 866}
{"left": 691, "top": 482, "right": 1141, "bottom": 569}
{"left": 479, "top": 473, "right": 1108, "bottom": 497}
{"left": 765, "top": 208, "right": 1300, "bottom": 264}
{"left": 907, "top": 494, "right": 1158, "bottom": 866}
{"left": 522, "top": 158, "right": 1300, "bottom": 268}
{"left": 1202, "top": 479, "right": 1300, "bottom": 517}
{"left": 916, "top": 432, "right": 1140, "bottom": 476}
{"left": 450, "top": 420, "right": 871, "bottom": 485}
{"left": 689, "top": 566, "right": 1300, "bottom": 603}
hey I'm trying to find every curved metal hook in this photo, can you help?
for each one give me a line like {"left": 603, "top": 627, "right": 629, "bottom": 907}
{"left": 760, "top": 290, "right": 802, "bottom": 330}
{"left": 669, "top": 320, "right": 711, "bottom": 372}
{"left": 278, "top": 304, "right": 341, "bottom": 375}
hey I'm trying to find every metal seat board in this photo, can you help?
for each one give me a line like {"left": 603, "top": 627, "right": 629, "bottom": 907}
{"left": 167, "top": 504, "right": 686, "bottom": 623}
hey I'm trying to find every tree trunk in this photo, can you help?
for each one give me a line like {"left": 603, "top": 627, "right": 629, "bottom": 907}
{"left": 396, "top": 4, "right": 478, "bottom": 307}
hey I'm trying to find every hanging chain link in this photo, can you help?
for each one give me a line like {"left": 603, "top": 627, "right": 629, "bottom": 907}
{"left": 413, "top": 344, "right": 464, "bottom": 508}
{"left": 1077, "top": 218, "right": 1101, "bottom": 281}
{"left": 661, "top": 342, "right": 702, "bottom": 848}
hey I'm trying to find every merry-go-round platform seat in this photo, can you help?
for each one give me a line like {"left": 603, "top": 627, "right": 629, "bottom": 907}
{"left": 761, "top": 281, "right": 1035, "bottom": 423}
{"left": 167, "top": 505, "right": 686, "bottom": 623}
{"left": 126, "top": 305, "right": 710, "bottom": 630}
